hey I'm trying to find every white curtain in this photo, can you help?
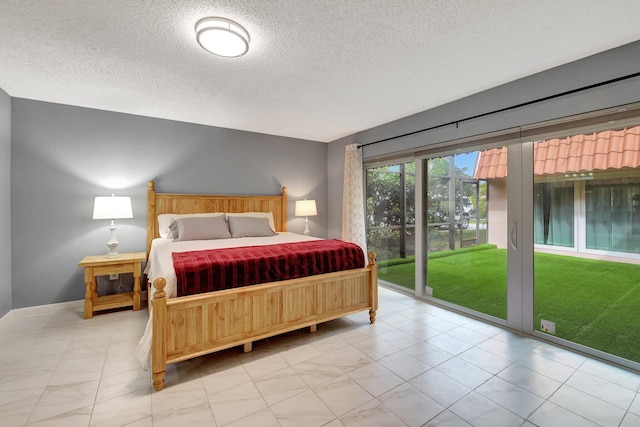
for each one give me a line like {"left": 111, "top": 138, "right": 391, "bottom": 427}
{"left": 342, "top": 144, "right": 368, "bottom": 260}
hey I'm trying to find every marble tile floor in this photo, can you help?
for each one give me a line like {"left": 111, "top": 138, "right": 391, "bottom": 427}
{"left": 1, "top": 287, "right": 640, "bottom": 427}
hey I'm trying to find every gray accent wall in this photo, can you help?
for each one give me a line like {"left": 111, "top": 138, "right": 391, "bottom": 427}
{"left": 11, "top": 100, "right": 327, "bottom": 308}
{"left": 0, "top": 88, "right": 10, "bottom": 318}
{"left": 328, "top": 40, "right": 640, "bottom": 238}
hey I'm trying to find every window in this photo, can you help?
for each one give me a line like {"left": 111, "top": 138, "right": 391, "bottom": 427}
{"left": 533, "top": 182, "right": 574, "bottom": 247}
{"left": 586, "top": 180, "right": 640, "bottom": 254}
{"left": 365, "top": 162, "right": 415, "bottom": 291}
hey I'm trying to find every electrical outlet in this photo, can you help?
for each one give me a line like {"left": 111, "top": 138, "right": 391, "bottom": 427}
{"left": 541, "top": 319, "right": 556, "bottom": 334}
{"left": 109, "top": 274, "right": 119, "bottom": 280}
{"left": 425, "top": 286, "right": 433, "bottom": 296}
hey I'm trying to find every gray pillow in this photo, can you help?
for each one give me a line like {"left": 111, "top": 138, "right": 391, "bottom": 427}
{"left": 228, "top": 216, "right": 277, "bottom": 238}
{"left": 171, "top": 216, "right": 232, "bottom": 241}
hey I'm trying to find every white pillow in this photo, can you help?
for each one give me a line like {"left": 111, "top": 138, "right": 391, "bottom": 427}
{"left": 226, "top": 212, "right": 276, "bottom": 232}
{"left": 157, "top": 213, "right": 224, "bottom": 238}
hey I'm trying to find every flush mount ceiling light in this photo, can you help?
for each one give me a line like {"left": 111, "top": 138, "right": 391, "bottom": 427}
{"left": 195, "top": 17, "right": 250, "bottom": 57}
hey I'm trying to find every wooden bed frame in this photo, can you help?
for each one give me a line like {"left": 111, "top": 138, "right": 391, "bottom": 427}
{"left": 146, "top": 181, "right": 378, "bottom": 391}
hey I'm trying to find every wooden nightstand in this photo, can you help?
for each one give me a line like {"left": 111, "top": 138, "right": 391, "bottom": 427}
{"left": 78, "top": 252, "right": 147, "bottom": 319}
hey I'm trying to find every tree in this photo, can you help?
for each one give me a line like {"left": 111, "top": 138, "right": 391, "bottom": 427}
{"left": 366, "top": 163, "right": 415, "bottom": 259}
{"left": 365, "top": 157, "right": 484, "bottom": 258}
{"left": 366, "top": 163, "right": 415, "bottom": 228}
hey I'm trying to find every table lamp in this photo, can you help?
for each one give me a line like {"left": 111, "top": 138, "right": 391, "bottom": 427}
{"left": 295, "top": 199, "right": 317, "bottom": 235}
{"left": 93, "top": 194, "right": 133, "bottom": 257}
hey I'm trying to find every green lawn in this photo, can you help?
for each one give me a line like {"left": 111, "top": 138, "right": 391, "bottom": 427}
{"left": 377, "top": 246, "right": 640, "bottom": 363}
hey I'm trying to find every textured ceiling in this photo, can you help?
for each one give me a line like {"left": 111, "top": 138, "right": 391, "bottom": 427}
{"left": 1, "top": 1, "right": 640, "bottom": 143}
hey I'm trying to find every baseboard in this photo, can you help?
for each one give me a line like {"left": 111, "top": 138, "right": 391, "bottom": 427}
{"left": 0, "top": 308, "right": 13, "bottom": 325}
{"left": 0, "top": 299, "right": 83, "bottom": 323}
{"left": 0, "top": 291, "right": 149, "bottom": 326}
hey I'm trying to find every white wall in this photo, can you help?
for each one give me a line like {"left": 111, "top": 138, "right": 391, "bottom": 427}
{"left": 486, "top": 179, "right": 507, "bottom": 249}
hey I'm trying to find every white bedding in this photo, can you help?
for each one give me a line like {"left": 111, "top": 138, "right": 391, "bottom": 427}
{"left": 135, "top": 232, "right": 320, "bottom": 369}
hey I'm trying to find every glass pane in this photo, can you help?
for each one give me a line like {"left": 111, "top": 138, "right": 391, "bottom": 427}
{"left": 586, "top": 180, "right": 640, "bottom": 253}
{"left": 366, "top": 162, "right": 415, "bottom": 291}
{"left": 423, "top": 151, "right": 506, "bottom": 320}
{"left": 534, "top": 182, "right": 574, "bottom": 247}
{"left": 533, "top": 132, "right": 640, "bottom": 363}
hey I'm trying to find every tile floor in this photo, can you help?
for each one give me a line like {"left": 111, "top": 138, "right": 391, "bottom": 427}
{"left": 1, "top": 286, "right": 640, "bottom": 426}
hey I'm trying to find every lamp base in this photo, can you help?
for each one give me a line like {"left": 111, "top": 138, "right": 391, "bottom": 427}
{"left": 106, "top": 240, "right": 119, "bottom": 257}
{"left": 106, "top": 220, "right": 119, "bottom": 257}
{"left": 303, "top": 217, "right": 311, "bottom": 235}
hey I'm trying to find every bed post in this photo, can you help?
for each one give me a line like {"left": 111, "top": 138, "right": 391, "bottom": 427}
{"left": 152, "top": 278, "right": 167, "bottom": 391}
{"left": 280, "top": 186, "right": 287, "bottom": 231}
{"left": 368, "top": 252, "right": 378, "bottom": 324}
{"left": 147, "top": 181, "right": 156, "bottom": 257}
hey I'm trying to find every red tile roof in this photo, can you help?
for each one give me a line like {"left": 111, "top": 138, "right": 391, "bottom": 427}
{"left": 474, "top": 147, "right": 508, "bottom": 179}
{"left": 474, "top": 126, "right": 640, "bottom": 179}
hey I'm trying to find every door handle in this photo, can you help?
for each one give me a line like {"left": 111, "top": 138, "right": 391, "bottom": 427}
{"left": 510, "top": 221, "right": 517, "bottom": 249}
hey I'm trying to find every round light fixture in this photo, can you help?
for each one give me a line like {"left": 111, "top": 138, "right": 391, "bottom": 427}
{"left": 195, "top": 17, "right": 250, "bottom": 58}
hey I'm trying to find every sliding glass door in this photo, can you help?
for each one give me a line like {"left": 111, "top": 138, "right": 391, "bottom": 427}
{"left": 531, "top": 129, "right": 640, "bottom": 364}
{"left": 364, "top": 121, "right": 640, "bottom": 369}
{"left": 420, "top": 150, "right": 508, "bottom": 321}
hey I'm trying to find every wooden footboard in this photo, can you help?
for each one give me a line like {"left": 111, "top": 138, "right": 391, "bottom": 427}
{"left": 151, "top": 252, "right": 377, "bottom": 391}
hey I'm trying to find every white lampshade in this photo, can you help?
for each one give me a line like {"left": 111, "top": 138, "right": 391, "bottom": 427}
{"left": 195, "top": 17, "right": 250, "bottom": 57}
{"left": 93, "top": 195, "right": 133, "bottom": 257}
{"left": 295, "top": 199, "right": 317, "bottom": 235}
{"left": 93, "top": 196, "right": 133, "bottom": 220}
{"left": 295, "top": 199, "right": 317, "bottom": 217}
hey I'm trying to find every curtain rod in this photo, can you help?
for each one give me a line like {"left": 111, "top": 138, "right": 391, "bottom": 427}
{"left": 358, "top": 71, "right": 640, "bottom": 149}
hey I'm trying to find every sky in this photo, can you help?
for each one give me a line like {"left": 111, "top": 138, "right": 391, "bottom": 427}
{"left": 454, "top": 152, "right": 478, "bottom": 177}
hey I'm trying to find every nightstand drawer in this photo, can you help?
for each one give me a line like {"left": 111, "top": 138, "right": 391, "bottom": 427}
{"left": 93, "top": 263, "right": 134, "bottom": 276}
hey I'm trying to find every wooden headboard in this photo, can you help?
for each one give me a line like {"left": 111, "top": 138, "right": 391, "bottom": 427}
{"left": 146, "top": 181, "right": 287, "bottom": 256}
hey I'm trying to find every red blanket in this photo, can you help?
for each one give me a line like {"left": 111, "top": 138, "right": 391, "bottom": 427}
{"left": 172, "top": 239, "right": 365, "bottom": 296}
